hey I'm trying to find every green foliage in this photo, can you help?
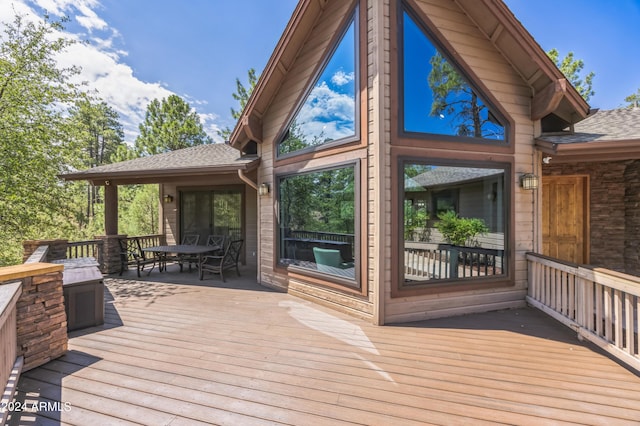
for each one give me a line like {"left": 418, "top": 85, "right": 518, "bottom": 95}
{"left": 135, "top": 94, "right": 212, "bottom": 156}
{"left": 404, "top": 200, "right": 430, "bottom": 241}
{"left": 67, "top": 99, "right": 125, "bottom": 222}
{"left": 428, "top": 53, "right": 501, "bottom": 138}
{"left": 624, "top": 88, "right": 640, "bottom": 108}
{"left": 0, "top": 13, "right": 85, "bottom": 266}
{"left": 118, "top": 185, "right": 159, "bottom": 236}
{"left": 69, "top": 100, "right": 124, "bottom": 167}
{"left": 547, "top": 48, "right": 595, "bottom": 102}
{"left": 218, "top": 68, "right": 258, "bottom": 140}
{"left": 280, "top": 167, "right": 355, "bottom": 235}
{"left": 435, "top": 211, "right": 488, "bottom": 247}
{"left": 231, "top": 68, "right": 258, "bottom": 120}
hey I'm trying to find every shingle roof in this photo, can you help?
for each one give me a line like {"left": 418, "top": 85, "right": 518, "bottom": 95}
{"left": 61, "top": 143, "right": 259, "bottom": 181}
{"left": 538, "top": 108, "right": 640, "bottom": 144}
{"left": 409, "top": 167, "right": 503, "bottom": 190}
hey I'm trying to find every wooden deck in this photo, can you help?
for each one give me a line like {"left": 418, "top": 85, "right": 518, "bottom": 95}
{"left": 7, "top": 264, "right": 640, "bottom": 425}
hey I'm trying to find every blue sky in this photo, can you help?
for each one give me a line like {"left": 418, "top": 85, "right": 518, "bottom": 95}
{"left": 0, "top": 0, "right": 638, "bottom": 144}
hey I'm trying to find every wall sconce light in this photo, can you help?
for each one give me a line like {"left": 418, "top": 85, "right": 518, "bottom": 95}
{"left": 258, "top": 183, "right": 270, "bottom": 196}
{"left": 520, "top": 173, "right": 539, "bottom": 190}
{"left": 163, "top": 194, "right": 174, "bottom": 204}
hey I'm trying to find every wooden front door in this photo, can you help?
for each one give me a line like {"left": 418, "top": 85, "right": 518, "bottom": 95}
{"left": 542, "top": 176, "right": 589, "bottom": 264}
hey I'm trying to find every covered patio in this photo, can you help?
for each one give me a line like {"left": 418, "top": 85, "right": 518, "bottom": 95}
{"left": 61, "top": 143, "right": 260, "bottom": 275}
{"left": 7, "top": 264, "right": 640, "bottom": 425}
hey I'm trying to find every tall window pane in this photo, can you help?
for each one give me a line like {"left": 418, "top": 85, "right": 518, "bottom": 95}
{"left": 403, "top": 162, "right": 506, "bottom": 284}
{"left": 402, "top": 10, "right": 506, "bottom": 140}
{"left": 279, "top": 16, "right": 357, "bottom": 155}
{"left": 180, "top": 190, "right": 243, "bottom": 243}
{"left": 278, "top": 166, "right": 356, "bottom": 282}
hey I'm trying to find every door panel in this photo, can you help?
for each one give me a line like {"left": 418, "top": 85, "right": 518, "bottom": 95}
{"left": 181, "top": 189, "right": 243, "bottom": 243}
{"left": 542, "top": 176, "right": 588, "bottom": 264}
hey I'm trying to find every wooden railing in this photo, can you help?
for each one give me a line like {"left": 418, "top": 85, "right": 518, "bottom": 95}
{"left": 0, "top": 281, "right": 21, "bottom": 424}
{"left": 119, "top": 234, "right": 164, "bottom": 250}
{"left": 405, "top": 243, "right": 504, "bottom": 280}
{"left": 288, "top": 230, "right": 354, "bottom": 246}
{"left": 66, "top": 239, "right": 104, "bottom": 269}
{"left": 527, "top": 252, "right": 640, "bottom": 373}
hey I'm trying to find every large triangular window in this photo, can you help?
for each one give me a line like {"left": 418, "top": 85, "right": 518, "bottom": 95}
{"left": 278, "top": 12, "right": 358, "bottom": 156}
{"left": 402, "top": 8, "right": 506, "bottom": 141}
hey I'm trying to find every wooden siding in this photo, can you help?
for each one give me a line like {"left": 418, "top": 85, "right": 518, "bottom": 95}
{"left": 368, "top": 0, "right": 392, "bottom": 325}
{"left": 253, "top": 0, "right": 545, "bottom": 324}
{"left": 383, "top": 0, "right": 535, "bottom": 323}
{"left": 8, "top": 273, "right": 640, "bottom": 425}
{"left": 257, "top": 0, "right": 373, "bottom": 315}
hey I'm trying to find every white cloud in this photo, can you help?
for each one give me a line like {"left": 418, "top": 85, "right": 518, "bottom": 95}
{"left": 296, "top": 81, "right": 355, "bottom": 142}
{"left": 331, "top": 70, "right": 354, "bottom": 86}
{"left": 0, "top": 0, "right": 219, "bottom": 145}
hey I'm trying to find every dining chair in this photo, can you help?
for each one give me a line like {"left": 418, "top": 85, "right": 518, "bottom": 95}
{"left": 179, "top": 234, "right": 200, "bottom": 272}
{"left": 206, "top": 234, "right": 226, "bottom": 256}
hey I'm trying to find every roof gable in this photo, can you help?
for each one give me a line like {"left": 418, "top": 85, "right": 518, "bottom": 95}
{"left": 230, "top": 0, "right": 590, "bottom": 150}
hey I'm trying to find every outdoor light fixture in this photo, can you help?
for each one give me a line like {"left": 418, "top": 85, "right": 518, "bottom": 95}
{"left": 520, "top": 173, "right": 539, "bottom": 190}
{"left": 258, "top": 183, "right": 270, "bottom": 196}
{"left": 163, "top": 194, "right": 174, "bottom": 203}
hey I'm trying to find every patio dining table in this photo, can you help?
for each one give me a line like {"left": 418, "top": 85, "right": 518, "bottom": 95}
{"left": 142, "top": 244, "right": 220, "bottom": 273}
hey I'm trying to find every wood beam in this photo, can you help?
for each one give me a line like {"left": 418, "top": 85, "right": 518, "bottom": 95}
{"left": 104, "top": 183, "right": 118, "bottom": 236}
{"left": 241, "top": 114, "right": 263, "bottom": 144}
{"left": 490, "top": 23, "right": 504, "bottom": 43}
{"left": 531, "top": 79, "right": 566, "bottom": 121}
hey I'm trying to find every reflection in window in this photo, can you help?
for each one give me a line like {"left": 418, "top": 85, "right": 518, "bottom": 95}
{"left": 180, "top": 190, "right": 243, "bottom": 242}
{"left": 279, "top": 14, "right": 357, "bottom": 156}
{"left": 278, "top": 166, "right": 356, "bottom": 283}
{"left": 402, "top": 9, "right": 506, "bottom": 140}
{"left": 403, "top": 162, "right": 506, "bottom": 285}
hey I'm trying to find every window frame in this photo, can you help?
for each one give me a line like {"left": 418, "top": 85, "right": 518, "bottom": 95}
{"left": 393, "top": 0, "right": 515, "bottom": 154}
{"left": 392, "top": 153, "right": 515, "bottom": 297}
{"left": 275, "top": 159, "right": 363, "bottom": 293}
{"left": 275, "top": 4, "right": 361, "bottom": 160}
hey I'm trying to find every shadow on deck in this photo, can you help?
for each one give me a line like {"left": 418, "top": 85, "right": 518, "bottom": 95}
{"left": 7, "top": 265, "right": 640, "bottom": 425}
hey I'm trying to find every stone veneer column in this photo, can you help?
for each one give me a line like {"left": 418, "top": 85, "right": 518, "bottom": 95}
{"left": 0, "top": 263, "right": 68, "bottom": 372}
{"left": 22, "top": 239, "right": 68, "bottom": 263}
{"left": 95, "top": 235, "right": 126, "bottom": 275}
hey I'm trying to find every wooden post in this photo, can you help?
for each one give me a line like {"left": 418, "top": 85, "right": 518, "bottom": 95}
{"left": 104, "top": 183, "right": 118, "bottom": 236}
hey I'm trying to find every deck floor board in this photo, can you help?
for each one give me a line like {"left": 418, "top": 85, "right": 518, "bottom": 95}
{"left": 7, "top": 266, "right": 640, "bottom": 425}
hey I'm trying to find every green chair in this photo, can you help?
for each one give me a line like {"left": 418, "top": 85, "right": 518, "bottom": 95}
{"left": 313, "top": 247, "right": 344, "bottom": 272}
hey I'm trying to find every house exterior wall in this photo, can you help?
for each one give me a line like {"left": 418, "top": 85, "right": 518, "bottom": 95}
{"left": 257, "top": 0, "right": 374, "bottom": 319}
{"left": 382, "top": 0, "right": 532, "bottom": 323}
{"left": 161, "top": 176, "right": 258, "bottom": 267}
{"left": 543, "top": 161, "right": 628, "bottom": 272}
{"left": 255, "top": 0, "right": 539, "bottom": 323}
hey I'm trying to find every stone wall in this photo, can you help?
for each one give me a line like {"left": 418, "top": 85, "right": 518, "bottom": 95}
{"left": 543, "top": 160, "right": 628, "bottom": 272}
{"left": 16, "top": 270, "right": 67, "bottom": 370}
{"left": 22, "top": 239, "right": 68, "bottom": 263}
{"left": 624, "top": 161, "right": 640, "bottom": 276}
{"left": 95, "top": 235, "right": 126, "bottom": 275}
{"left": 0, "top": 262, "right": 68, "bottom": 372}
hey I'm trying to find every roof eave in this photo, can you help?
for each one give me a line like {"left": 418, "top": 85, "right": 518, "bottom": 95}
{"left": 230, "top": 0, "right": 325, "bottom": 150}
{"left": 535, "top": 138, "right": 640, "bottom": 163}
{"left": 455, "top": 0, "right": 590, "bottom": 125}
{"left": 60, "top": 158, "right": 261, "bottom": 185}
